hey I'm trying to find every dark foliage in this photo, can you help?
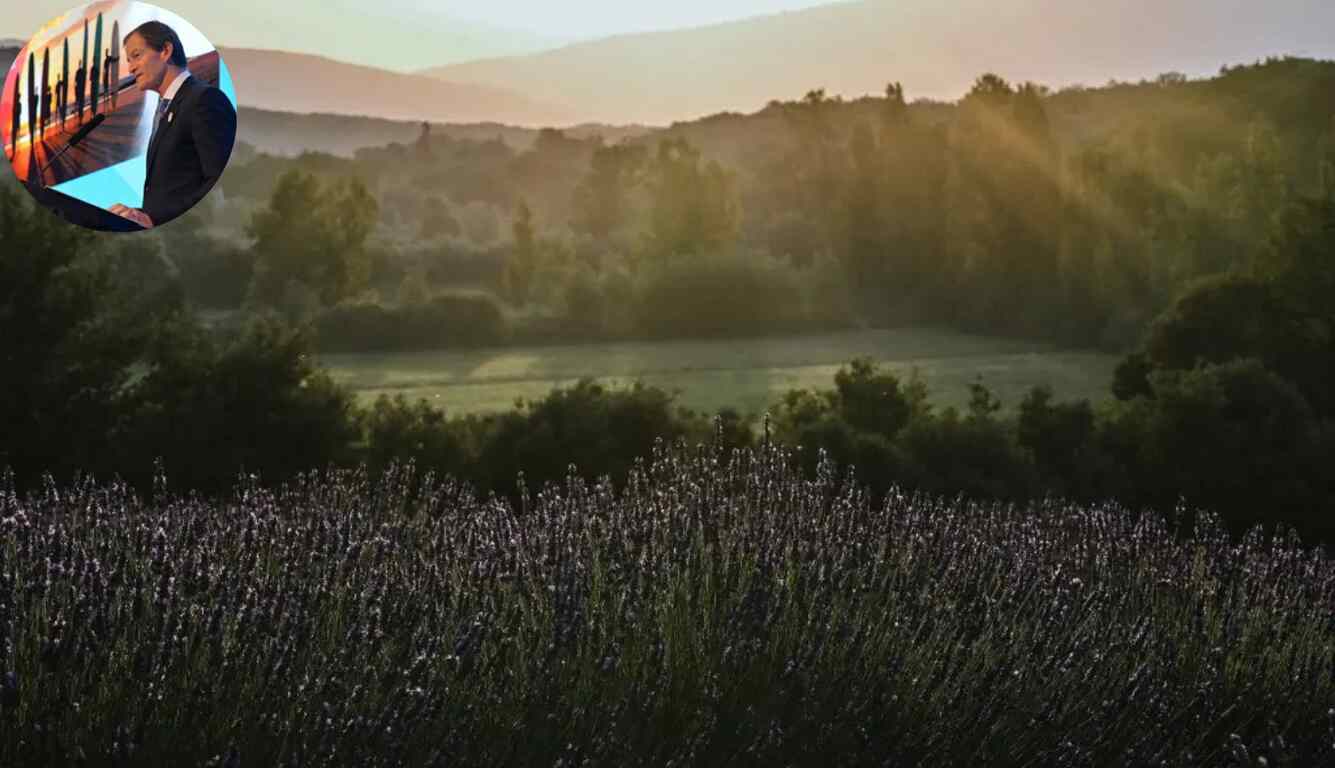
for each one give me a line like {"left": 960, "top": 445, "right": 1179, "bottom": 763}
{"left": 632, "top": 256, "right": 811, "bottom": 339}
{"left": 314, "top": 294, "right": 508, "bottom": 352}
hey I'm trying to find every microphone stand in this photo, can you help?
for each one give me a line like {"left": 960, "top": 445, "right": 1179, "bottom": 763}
{"left": 33, "top": 112, "right": 105, "bottom": 188}
{"left": 37, "top": 142, "right": 79, "bottom": 186}
{"left": 32, "top": 75, "right": 133, "bottom": 185}
{"left": 20, "top": 102, "right": 143, "bottom": 231}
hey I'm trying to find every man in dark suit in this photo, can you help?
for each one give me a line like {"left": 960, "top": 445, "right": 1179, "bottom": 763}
{"left": 102, "top": 48, "right": 112, "bottom": 105}
{"left": 109, "top": 21, "right": 235, "bottom": 229}
{"left": 56, "top": 74, "right": 66, "bottom": 127}
{"left": 73, "top": 59, "right": 85, "bottom": 125}
{"left": 88, "top": 49, "right": 99, "bottom": 117}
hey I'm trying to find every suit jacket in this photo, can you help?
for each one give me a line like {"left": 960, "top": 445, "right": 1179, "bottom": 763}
{"left": 142, "top": 75, "right": 237, "bottom": 226}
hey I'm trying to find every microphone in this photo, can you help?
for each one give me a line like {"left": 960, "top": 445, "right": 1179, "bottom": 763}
{"left": 35, "top": 113, "right": 107, "bottom": 183}
{"left": 67, "top": 112, "right": 106, "bottom": 147}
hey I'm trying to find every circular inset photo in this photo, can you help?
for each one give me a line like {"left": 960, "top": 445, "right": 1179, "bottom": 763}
{"left": 2, "top": 1, "right": 237, "bottom": 231}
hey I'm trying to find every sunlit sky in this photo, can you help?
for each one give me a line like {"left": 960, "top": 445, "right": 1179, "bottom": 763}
{"left": 4, "top": 0, "right": 846, "bottom": 72}
{"left": 404, "top": 0, "right": 842, "bottom": 38}
{"left": 6, "top": 0, "right": 841, "bottom": 45}
{"left": 21, "top": 1, "right": 214, "bottom": 59}
{"left": 7, "top": 1, "right": 1330, "bottom": 83}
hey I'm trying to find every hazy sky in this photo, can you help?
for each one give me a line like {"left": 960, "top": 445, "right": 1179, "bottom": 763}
{"left": 3, "top": 0, "right": 845, "bottom": 72}
{"left": 423, "top": 0, "right": 846, "bottom": 38}
{"left": 5, "top": 0, "right": 842, "bottom": 43}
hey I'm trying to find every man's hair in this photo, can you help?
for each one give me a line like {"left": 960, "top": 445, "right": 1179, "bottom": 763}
{"left": 126, "top": 21, "right": 188, "bottom": 68}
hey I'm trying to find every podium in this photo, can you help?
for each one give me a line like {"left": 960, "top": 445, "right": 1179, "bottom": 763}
{"left": 25, "top": 181, "right": 145, "bottom": 232}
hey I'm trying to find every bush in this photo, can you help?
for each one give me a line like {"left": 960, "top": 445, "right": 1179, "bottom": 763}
{"left": 894, "top": 405, "right": 1036, "bottom": 503}
{"left": 834, "top": 358, "right": 914, "bottom": 439}
{"left": 1140, "top": 273, "right": 1332, "bottom": 417}
{"left": 361, "top": 394, "right": 471, "bottom": 476}
{"left": 172, "top": 239, "right": 255, "bottom": 309}
{"left": 632, "top": 253, "right": 807, "bottom": 339}
{"left": 1121, "top": 358, "right": 1329, "bottom": 541}
{"left": 1017, "top": 385, "right": 1100, "bottom": 499}
{"left": 315, "top": 294, "right": 508, "bottom": 352}
{"left": 119, "top": 316, "right": 359, "bottom": 494}
{"left": 473, "top": 379, "right": 693, "bottom": 495}
{"left": 562, "top": 265, "right": 609, "bottom": 337}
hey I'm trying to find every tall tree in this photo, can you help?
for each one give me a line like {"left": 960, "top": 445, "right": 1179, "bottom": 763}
{"left": 948, "top": 75, "right": 1063, "bottom": 336}
{"left": 877, "top": 81, "right": 948, "bottom": 322}
{"left": 0, "top": 185, "right": 180, "bottom": 489}
{"left": 644, "top": 137, "right": 736, "bottom": 260}
{"left": 504, "top": 199, "right": 537, "bottom": 305}
{"left": 247, "top": 169, "right": 379, "bottom": 315}
{"left": 787, "top": 88, "right": 846, "bottom": 263}
{"left": 572, "top": 141, "right": 647, "bottom": 240}
{"left": 841, "top": 121, "right": 884, "bottom": 292}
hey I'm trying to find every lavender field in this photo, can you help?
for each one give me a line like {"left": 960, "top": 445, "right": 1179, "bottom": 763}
{"left": 1, "top": 437, "right": 1333, "bottom": 766}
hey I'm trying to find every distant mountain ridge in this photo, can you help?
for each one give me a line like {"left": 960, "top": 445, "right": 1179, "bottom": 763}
{"left": 189, "top": 0, "right": 576, "bottom": 71}
{"left": 216, "top": 47, "right": 577, "bottom": 127}
{"left": 4, "top": 44, "right": 576, "bottom": 128}
{"left": 224, "top": 56, "right": 1333, "bottom": 222}
{"left": 418, "top": 0, "right": 1335, "bottom": 125}
{"left": 235, "top": 107, "right": 655, "bottom": 158}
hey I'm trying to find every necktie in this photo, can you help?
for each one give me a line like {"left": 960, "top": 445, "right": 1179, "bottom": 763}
{"left": 149, "top": 96, "right": 170, "bottom": 147}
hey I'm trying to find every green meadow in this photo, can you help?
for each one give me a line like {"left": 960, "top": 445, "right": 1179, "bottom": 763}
{"left": 320, "top": 328, "right": 1119, "bottom": 417}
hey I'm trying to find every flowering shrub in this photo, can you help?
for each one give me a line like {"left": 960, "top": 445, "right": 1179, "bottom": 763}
{"left": 1, "top": 435, "right": 1332, "bottom": 766}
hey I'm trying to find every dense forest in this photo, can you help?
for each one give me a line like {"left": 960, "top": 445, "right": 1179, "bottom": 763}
{"left": 183, "top": 56, "right": 1335, "bottom": 352}
{"left": 3, "top": 57, "right": 1335, "bottom": 548}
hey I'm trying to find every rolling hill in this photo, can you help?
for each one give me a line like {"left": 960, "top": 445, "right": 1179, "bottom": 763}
{"left": 233, "top": 107, "right": 655, "bottom": 158}
{"left": 418, "top": 0, "right": 1335, "bottom": 125}
{"left": 215, "top": 47, "right": 577, "bottom": 127}
{"left": 3, "top": 44, "right": 580, "bottom": 131}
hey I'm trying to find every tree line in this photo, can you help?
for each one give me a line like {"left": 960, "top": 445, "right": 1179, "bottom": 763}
{"left": 3, "top": 175, "right": 1333, "bottom": 550}
{"left": 178, "top": 57, "right": 1335, "bottom": 354}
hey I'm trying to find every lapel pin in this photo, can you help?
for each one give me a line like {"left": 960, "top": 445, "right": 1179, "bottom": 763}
{"left": 167, "top": 112, "right": 174, "bottom": 123}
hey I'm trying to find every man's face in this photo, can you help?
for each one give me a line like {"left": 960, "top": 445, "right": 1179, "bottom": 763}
{"left": 124, "top": 33, "right": 170, "bottom": 93}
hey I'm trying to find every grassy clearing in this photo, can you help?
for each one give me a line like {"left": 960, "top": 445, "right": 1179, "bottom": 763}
{"left": 320, "top": 328, "right": 1119, "bottom": 416}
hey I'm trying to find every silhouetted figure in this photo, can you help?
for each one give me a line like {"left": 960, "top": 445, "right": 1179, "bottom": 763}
{"left": 103, "top": 48, "right": 112, "bottom": 105}
{"left": 89, "top": 54, "right": 100, "bottom": 117}
{"left": 80, "top": 18, "right": 88, "bottom": 122}
{"left": 40, "top": 85, "right": 52, "bottom": 142}
{"left": 74, "top": 59, "right": 86, "bottom": 125}
{"left": 60, "top": 38, "right": 69, "bottom": 127}
{"left": 40, "top": 48, "right": 50, "bottom": 142}
{"left": 8, "top": 78, "right": 19, "bottom": 161}
{"left": 26, "top": 55, "right": 36, "bottom": 151}
{"left": 90, "top": 13, "right": 103, "bottom": 115}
